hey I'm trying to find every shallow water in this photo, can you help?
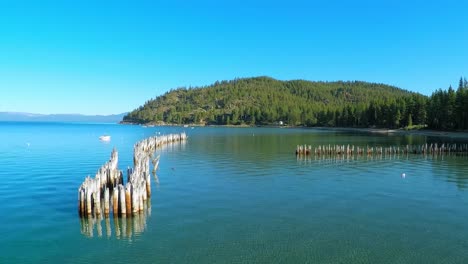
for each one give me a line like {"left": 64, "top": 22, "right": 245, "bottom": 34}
{"left": 1, "top": 122, "right": 468, "bottom": 263}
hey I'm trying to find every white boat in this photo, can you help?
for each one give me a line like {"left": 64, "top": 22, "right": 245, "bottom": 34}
{"left": 99, "top": 135, "right": 111, "bottom": 141}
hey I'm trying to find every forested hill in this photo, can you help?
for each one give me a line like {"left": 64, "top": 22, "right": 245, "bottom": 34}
{"left": 123, "top": 76, "right": 428, "bottom": 128}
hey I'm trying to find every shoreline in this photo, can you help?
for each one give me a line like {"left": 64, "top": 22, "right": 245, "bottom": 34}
{"left": 120, "top": 121, "right": 468, "bottom": 139}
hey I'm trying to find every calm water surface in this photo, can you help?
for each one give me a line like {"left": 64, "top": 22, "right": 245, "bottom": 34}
{"left": 1, "top": 122, "right": 468, "bottom": 263}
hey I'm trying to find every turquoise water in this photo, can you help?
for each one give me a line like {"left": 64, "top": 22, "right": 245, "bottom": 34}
{"left": 1, "top": 122, "right": 468, "bottom": 263}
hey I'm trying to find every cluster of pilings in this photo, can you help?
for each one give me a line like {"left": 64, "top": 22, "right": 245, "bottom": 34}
{"left": 78, "top": 133, "right": 187, "bottom": 218}
{"left": 296, "top": 143, "right": 468, "bottom": 156}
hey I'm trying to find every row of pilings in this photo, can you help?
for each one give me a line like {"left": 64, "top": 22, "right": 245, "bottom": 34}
{"left": 296, "top": 143, "right": 468, "bottom": 156}
{"left": 78, "top": 132, "right": 187, "bottom": 218}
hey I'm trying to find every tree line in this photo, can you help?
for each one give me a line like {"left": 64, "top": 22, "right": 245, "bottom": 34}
{"left": 427, "top": 77, "right": 468, "bottom": 130}
{"left": 123, "top": 76, "right": 468, "bottom": 130}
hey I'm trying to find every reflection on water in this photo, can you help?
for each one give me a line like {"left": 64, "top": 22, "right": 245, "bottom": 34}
{"left": 296, "top": 150, "right": 468, "bottom": 190}
{"left": 297, "top": 152, "right": 468, "bottom": 165}
{"left": 80, "top": 200, "right": 151, "bottom": 240}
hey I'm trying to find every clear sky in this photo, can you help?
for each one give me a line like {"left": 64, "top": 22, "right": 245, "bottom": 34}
{"left": 1, "top": 0, "right": 467, "bottom": 115}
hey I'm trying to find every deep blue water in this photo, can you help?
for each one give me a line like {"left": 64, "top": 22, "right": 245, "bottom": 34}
{"left": 1, "top": 122, "right": 468, "bottom": 263}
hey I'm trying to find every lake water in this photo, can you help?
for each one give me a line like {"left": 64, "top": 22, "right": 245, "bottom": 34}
{"left": 1, "top": 122, "right": 468, "bottom": 263}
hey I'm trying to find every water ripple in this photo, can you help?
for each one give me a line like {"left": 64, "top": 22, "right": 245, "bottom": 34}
{"left": 2, "top": 124, "right": 468, "bottom": 263}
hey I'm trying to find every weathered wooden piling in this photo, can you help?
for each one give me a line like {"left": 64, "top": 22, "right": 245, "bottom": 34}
{"left": 146, "top": 172, "right": 151, "bottom": 198}
{"left": 139, "top": 187, "right": 144, "bottom": 212}
{"left": 112, "top": 186, "right": 119, "bottom": 216}
{"left": 94, "top": 192, "right": 101, "bottom": 216}
{"left": 132, "top": 188, "right": 139, "bottom": 215}
{"left": 125, "top": 184, "right": 132, "bottom": 215}
{"left": 78, "top": 132, "right": 187, "bottom": 220}
{"left": 104, "top": 188, "right": 110, "bottom": 217}
{"left": 79, "top": 188, "right": 85, "bottom": 216}
{"left": 86, "top": 187, "right": 92, "bottom": 216}
{"left": 119, "top": 184, "right": 126, "bottom": 215}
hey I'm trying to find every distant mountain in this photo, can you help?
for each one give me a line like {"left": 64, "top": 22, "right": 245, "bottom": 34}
{"left": 0, "top": 112, "right": 127, "bottom": 123}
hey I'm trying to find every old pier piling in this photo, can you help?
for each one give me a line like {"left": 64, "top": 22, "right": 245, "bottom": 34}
{"left": 295, "top": 143, "right": 468, "bottom": 157}
{"left": 78, "top": 132, "right": 187, "bottom": 218}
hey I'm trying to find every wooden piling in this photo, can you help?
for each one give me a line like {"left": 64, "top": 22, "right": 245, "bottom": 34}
{"left": 94, "top": 192, "right": 101, "bottom": 216}
{"left": 119, "top": 184, "right": 126, "bottom": 215}
{"left": 86, "top": 188, "right": 92, "bottom": 216}
{"left": 104, "top": 187, "right": 110, "bottom": 217}
{"left": 139, "top": 187, "right": 144, "bottom": 212}
{"left": 125, "top": 183, "right": 132, "bottom": 215}
{"left": 146, "top": 172, "right": 151, "bottom": 198}
{"left": 132, "top": 188, "right": 139, "bottom": 215}
{"left": 113, "top": 186, "right": 118, "bottom": 216}
{"left": 79, "top": 188, "right": 85, "bottom": 216}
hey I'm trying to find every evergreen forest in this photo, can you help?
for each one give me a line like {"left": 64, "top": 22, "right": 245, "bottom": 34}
{"left": 123, "top": 76, "right": 468, "bottom": 130}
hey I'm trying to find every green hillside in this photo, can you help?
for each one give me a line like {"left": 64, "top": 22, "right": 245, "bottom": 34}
{"left": 123, "top": 76, "right": 428, "bottom": 128}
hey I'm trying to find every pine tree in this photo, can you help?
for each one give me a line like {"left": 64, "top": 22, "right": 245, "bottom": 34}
{"left": 395, "top": 109, "right": 401, "bottom": 128}
{"left": 447, "top": 86, "right": 456, "bottom": 129}
{"left": 456, "top": 82, "right": 465, "bottom": 129}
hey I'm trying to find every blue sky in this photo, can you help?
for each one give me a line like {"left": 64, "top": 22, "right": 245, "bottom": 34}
{"left": 1, "top": 0, "right": 467, "bottom": 115}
